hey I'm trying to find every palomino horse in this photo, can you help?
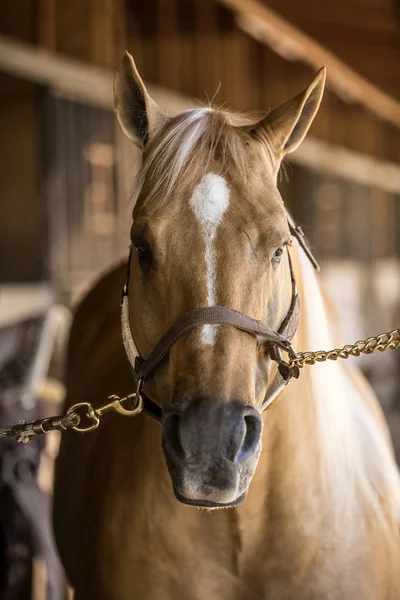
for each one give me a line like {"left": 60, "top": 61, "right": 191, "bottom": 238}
{"left": 54, "top": 54, "right": 400, "bottom": 599}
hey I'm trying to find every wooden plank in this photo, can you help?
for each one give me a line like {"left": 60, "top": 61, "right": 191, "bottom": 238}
{"left": 230, "top": 28, "right": 257, "bottom": 110}
{"left": 217, "top": 6, "right": 259, "bottom": 111}
{"left": 263, "top": 1, "right": 399, "bottom": 37}
{"left": 37, "top": 0, "right": 56, "bottom": 50}
{"left": 262, "top": 0, "right": 400, "bottom": 100}
{"left": 55, "top": 0, "right": 92, "bottom": 62}
{"left": 90, "top": 0, "right": 115, "bottom": 67}
{"left": 0, "top": 34, "right": 114, "bottom": 107}
{"left": 258, "top": 47, "right": 289, "bottom": 109}
{"left": 90, "top": 0, "right": 127, "bottom": 68}
{"left": 113, "top": 0, "right": 127, "bottom": 64}
{"left": 292, "top": 137, "right": 400, "bottom": 195}
{"left": 215, "top": 0, "right": 400, "bottom": 128}
{"left": 133, "top": 0, "right": 157, "bottom": 86}
{"left": 0, "top": 0, "right": 36, "bottom": 43}
{"left": 179, "top": 0, "right": 197, "bottom": 97}
{"left": 156, "top": 0, "right": 181, "bottom": 90}
{"left": 194, "top": 0, "right": 221, "bottom": 103}
{"left": 126, "top": 2, "right": 144, "bottom": 71}
{"left": 219, "top": 6, "right": 236, "bottom": 106}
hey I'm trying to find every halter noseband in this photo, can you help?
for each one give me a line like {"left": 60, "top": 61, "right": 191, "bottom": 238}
{"left": 121, "top": 214, "right": 319, "bottom": 422}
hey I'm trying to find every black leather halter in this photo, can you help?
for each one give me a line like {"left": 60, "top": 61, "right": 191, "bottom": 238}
{"left": 121, "top": 215, "right": 318, "bottom": 422}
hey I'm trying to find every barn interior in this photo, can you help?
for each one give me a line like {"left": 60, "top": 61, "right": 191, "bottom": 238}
{"left": 0, "top": 1, "right": 400, "bottom": 598}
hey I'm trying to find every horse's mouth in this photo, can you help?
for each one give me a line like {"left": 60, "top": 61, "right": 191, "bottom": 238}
{"left": 173, "top": 486, "right": 246, "bottom": 509}
{"left": 162, "top": 399, "right": 262, "bottom": 509}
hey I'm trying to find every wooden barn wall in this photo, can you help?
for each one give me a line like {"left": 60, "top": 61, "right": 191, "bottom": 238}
{"left": 2, "top": 0, "right": 399, "bottom": 166}
{"left": 1, "top": 0, "right": 399, "bottom": 289}
{"left": 0, "top": 0, "right": 37, "bottom": 44}
{"left": 0, "top": 74, "right": 44, "bottom": 282}
{"left": 262, "top": 0, "right": 400, "bottom": 102}
{"left": 124, "top": 0, "right": 400, "bottom": 166}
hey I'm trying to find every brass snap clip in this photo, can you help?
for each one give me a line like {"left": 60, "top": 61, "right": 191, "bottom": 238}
{"left": 67, "top": 392, "right": 144, "bottom": 433}
{"left": 104, "top": 393, "right": 144, "bottom": 417}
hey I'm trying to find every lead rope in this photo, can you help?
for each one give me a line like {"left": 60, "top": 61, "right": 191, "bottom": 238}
{"left": 2, "top": 213, "right": 400, "bottom": 443}
{"left": 1, "top": 327, "right": 399, "bottom": 443}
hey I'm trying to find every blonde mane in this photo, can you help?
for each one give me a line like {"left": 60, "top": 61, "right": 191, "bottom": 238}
{"left": 296, "top": 240, "right": 400, "bottom": 537}
{"left": 133, "top": 108, "right": 255, "bottom": 208}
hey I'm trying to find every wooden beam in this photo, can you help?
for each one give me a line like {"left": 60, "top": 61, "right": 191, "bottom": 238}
{"left": 0, "top": 34, "right": 187, "bottom": 109}
{"left": 215, "top": 0, "right": 400, "bottom": 128}
{"left": 0, "top": 34, "right": 114, "bottom": 107}
{"left": 293, "top": 137, "right": 400, "bottom": 196}
{"left": 0, "top": 34, "right": 399, "bottom": 193}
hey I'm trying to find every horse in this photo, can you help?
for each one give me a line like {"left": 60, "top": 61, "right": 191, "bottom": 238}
{"left": 53, "top": 53, "right": 400, "bottom": 599}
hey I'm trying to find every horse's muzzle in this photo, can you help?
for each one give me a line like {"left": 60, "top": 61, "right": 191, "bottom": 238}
{"left": 162, "top": 398, "right": 263, "bottom": 507}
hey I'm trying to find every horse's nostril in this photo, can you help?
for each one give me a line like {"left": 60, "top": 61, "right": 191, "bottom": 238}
{"left": 163, "top": 413, "right": 184, "bottom": 460}
{"left": 236, "top": 413, "right": 262, "bottom": 464}
{"left": 163, "top": 401, "right": 262, "bottom": 468}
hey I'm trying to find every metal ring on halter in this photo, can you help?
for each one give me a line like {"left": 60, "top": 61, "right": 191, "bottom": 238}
{"left": 272, "top": 343, "right": 300, "bottom": 383}
{"left": 67, "top": 402, "right": 100, "bottom": 433}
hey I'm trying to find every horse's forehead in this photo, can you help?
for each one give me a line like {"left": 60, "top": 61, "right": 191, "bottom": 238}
{"left": 135, "top": 153, "right": 285, "bottom": 236}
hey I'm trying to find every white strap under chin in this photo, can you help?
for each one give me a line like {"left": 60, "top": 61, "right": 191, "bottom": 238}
{"left": 260, "top": 371, "right": 288, "bottom": 412}
{"left": 121, "top": 295, "right": 140, "bottom": 369}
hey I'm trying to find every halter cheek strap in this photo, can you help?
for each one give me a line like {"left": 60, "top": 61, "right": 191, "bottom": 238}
{"left": 121, "top": 295, "right": 164, "bottom": 421}
{"left": 121, "top": 295, "right": 139, "bottom": 368}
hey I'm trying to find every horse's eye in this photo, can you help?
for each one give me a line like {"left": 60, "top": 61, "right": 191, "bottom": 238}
{"left": 272, "top": 245, "right": 285, "bottom": 264}
{"left": 134, "top": 242, "right": 152, "bottom": 268}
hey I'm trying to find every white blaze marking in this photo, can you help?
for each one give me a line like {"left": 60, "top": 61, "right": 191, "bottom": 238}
{"left": 189, "top": 173, "right": 230, "bottom": 345}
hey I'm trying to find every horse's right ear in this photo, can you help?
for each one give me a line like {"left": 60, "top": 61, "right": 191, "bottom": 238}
{"left": 114, "top": 52, "right": 167, "bottom": 146}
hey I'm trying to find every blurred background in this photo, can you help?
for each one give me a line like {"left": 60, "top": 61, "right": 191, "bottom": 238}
{"left": 0, "top": 0, "right": 400, "bottom": 598}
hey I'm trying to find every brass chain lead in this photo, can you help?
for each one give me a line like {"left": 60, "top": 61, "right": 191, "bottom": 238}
{"left": 288, "top": 329, "right": 400, "bottom": 369}
{"left": 2, "top": 330, "right": 400, "bottom": 443}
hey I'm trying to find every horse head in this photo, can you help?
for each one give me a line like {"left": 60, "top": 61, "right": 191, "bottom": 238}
{"left": 114, "top": 53, "right": 325, "bottom": 508}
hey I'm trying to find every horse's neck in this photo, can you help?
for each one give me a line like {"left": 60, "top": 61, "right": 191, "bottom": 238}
{"left": 133, "top": 245, "right": 400, "bottom": 593}
{"left": 234, "top": 242, "right": 400, "bottom": 569}
{"left": 235, "top": 366, "right": 325, "bottom": 564}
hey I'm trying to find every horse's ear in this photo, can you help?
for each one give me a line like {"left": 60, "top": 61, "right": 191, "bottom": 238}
{"left": 252, "top": 67, "right": 326, "bottom": 162}
{"left": 114, "top": 52, "right": 167, "bottom": 146}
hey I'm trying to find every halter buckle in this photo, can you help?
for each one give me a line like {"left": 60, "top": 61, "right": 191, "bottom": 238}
{"left": 274, "top": 342, "right": 300, "bottom": 383}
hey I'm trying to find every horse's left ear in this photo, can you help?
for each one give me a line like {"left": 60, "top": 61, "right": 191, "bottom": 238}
{"left": 252, "top": 67, "right": 326, "bottom": 162}
{"left": 114, "top": 52, "right": 168, "bottom": 146}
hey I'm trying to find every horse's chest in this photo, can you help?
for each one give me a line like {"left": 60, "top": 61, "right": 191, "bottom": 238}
{"left": 70, "top": 421, "right": 395, "bottom": 600}
{"left": 92, "top": 501, "right": 372, "bottom": 600}
{"left": 238, "top": 546, "right": 388, "bottom": 600}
